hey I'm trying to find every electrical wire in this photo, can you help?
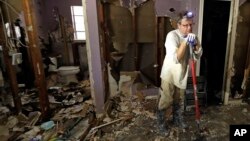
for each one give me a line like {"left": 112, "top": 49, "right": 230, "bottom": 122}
{"left": 0, "top": 0, "right": 29, "bottom": 51}
{"left": 0, "top": 0, "right": 19, "bottom": 16}
{"left": 9, "top": 38, "right": 29, "bottom": 48}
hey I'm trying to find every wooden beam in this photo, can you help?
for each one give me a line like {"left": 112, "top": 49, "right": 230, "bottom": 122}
{"left": 98, "top": 2, "right": 110, "bottom": 101}
{"left": 154, "top": 17, "right": 160, "bottom": 87}
{"left": 59, "top": 15, "right": 70, "bottom": 65}
{"left": 0, "top": 7, "right": 21, "bottom": 113}
{"left": 223, "top": 0, "right": 239, "bottom": 105}
{"left": 22, "top": 0, "right": 50, "bottom": 119}
{"left": 154, "top": 17, "right": 169, "bottom": 87}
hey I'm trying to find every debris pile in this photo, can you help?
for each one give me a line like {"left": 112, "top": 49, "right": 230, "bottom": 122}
{"left": 0, "top": 80, "right": 95, "bottom": 141}
{"left": 1, "top": 76, "right": 250, "bottom": 140}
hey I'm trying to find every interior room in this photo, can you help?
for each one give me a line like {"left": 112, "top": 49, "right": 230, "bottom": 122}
{"left": 0, "top": 0, "right": 249, "bottom": 140}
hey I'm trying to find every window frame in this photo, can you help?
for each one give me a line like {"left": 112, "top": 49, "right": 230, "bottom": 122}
{"left": 71, "top": 6, "right": 86, "bottom": 41}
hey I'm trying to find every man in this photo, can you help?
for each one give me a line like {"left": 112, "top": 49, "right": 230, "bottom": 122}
{"left": 157, "top": 11, "right": 203, "bottom": 135}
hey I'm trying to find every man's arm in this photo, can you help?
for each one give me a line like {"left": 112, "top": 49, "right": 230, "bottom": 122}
{"left": 177, "top": 41, "right": 189, "bottom": 61}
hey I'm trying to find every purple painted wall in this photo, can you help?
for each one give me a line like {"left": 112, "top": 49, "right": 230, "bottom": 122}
{"left": 43, "top": 0, "right": 82, "bottom": 32}
{"left": 84, "top": 0, "right": 105, "bottom": 113}
{"left": 41, "top": 0, "right": 201, "bottom": 36}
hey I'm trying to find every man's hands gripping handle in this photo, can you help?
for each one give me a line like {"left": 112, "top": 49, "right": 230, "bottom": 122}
{"left": 184, "top": 33, "right": 197, "bottom": 47}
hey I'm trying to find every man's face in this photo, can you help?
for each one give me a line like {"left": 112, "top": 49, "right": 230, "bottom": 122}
{"left": 178, "top": 18, "right": 193, "bottom": 36}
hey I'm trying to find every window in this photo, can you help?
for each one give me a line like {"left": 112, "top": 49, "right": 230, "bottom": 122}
{"left": 71, "top": 6, "right": 86, "bottom": 40}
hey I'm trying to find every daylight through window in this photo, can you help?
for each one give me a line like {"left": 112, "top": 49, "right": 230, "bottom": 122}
{"left": 71, "top": 6, "right": 85, "bottom": 40}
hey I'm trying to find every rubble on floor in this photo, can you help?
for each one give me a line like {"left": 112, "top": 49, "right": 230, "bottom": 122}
{"left": 0, "top": 72, "right": 250, "bottom": 140}
{"left": 86, "top": 94, "right": 250, "bottom": 141}
{"left": 0, "top": 79, "right": 94, "bottom": 141}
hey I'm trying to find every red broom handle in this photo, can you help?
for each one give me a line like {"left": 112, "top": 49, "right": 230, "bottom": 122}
{"left": 190, "top": 60, "right": 201, "bottom": 121}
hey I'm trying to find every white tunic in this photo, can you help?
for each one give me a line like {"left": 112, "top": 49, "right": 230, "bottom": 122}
{"left": 160, "top": 29, "right": 202, "bottom": 89}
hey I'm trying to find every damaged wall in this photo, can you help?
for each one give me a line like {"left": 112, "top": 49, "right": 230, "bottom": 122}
{"left": 0, "top": 0, "right": 47, "bottom": 88}
{"left": 43, "top": 0, "right": 82, "bottom": 32}
{"left": 32, "top": 0, "right": 47, "bottom": 40}
{"left": 155, "top": 0, "right": 200, "bottom": 35}
{"left": 0, "top": 0, "right": 45, "bottom": 37}
{"left": 105, "top": 0, "right": 155, "bottom": 52}
{"left": 103, "top": 0, "right": 159, "bottom": 85}
{"left": 107, "top": 4, "right": 132, "bottom": 52}
{"left": 0, "top": 0, "right": 22, "bottom": 21}
{"left": 231, "top": 0, "right": 250, "bottom": 97}
{"left": 36, "top": 0, "right": 83, "bottom": 67}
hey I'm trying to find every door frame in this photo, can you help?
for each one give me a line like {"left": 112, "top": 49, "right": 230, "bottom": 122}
{"left": 222, "top": 0, "right": 239, "bottom": 104}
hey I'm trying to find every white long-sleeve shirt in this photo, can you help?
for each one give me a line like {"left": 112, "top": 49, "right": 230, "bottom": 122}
{"left": 160, "top": 29, "right": 203, "bottom": 89}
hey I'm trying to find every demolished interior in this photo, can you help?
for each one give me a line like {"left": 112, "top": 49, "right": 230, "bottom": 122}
{"left": 0, "top": 0, "right": 250, "bottom": 140}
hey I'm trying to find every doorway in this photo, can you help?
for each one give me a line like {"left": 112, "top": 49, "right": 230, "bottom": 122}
{"left": 201, "top": 0, "right": 231, "bottom": 104}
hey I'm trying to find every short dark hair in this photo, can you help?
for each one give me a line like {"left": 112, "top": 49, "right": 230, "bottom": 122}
{"left": 176, "top": 11, "right": 194, "bottom": 23}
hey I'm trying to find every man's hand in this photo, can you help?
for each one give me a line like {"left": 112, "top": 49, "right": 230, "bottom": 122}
{"left": 185, "top": 33, "right": 197, "bottom": 46}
